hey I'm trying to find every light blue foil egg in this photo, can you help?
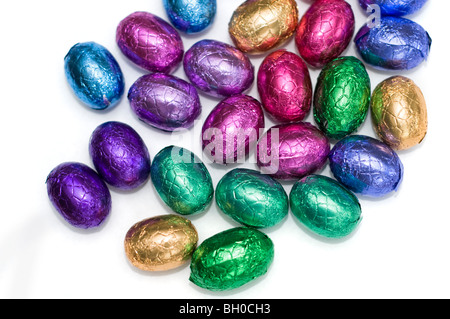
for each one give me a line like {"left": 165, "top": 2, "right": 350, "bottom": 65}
{"left": 64, "top": 42, "right": 124, "bottom": 110}
{"left": 163, "top": 0, "right": 216, "bottom": 33}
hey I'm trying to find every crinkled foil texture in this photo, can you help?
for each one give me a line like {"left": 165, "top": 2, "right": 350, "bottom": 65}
{"left": 359, "top": 0, "right": 428, "bottom": 17}
{"left": 163, "top": 0, "right": 216, "bottom": 33}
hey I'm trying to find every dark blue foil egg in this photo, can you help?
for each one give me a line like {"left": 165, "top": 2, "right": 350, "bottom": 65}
{"left": 359, "top": 0, "right": 428, "bottom": 17}
{"left": 163, "top": 0, "right": 216, "bottom": 33}
{"left": 354, "top": 17, "right": 431, "bottom": 70}
{"left": 329, "top": 135, "right": 403, "bottom": 197}
{"left": 64, "top": 42, "right": 124, "bottom": 110}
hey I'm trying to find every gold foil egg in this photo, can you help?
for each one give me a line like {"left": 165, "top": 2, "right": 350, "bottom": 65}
{"left": 229, "top": 0, "right": 298, "bottom": 54}
{"left": 124, "top": 214, "right": 198, "bottom": 272}
{"left": 371, "top": 75, "right": 428, "bottom": 150}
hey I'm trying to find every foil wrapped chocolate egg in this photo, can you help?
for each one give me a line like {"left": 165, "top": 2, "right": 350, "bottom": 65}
{"left": 116, "top": 11, "right": 184, "bottom": 73}
{"left": 354, "top": 17, "right": 431, "bottom": 70}
{"left": 359, "top": 0, "right": 428, "bottom": 17}
{"left": 46, "top": 162, "right": 111, "bottom": 229}
{"left": 201, "top": 95, "right": 264, "bottom": 164}
{"left": 371, "top": 76, "right": 428, "bottom": 151}
{"left": 89, "top": 121, "right": 151, "bottom": 190}
{"left": 189, "top": 227, "right": 274, "bottom": 291}
{"left": 329, "top": 135, "right": 404, "bottom": 197}
{"left": 64, "top": 42, "right": 124, "bottom": 110}
{"left": 163, "top": 0, "right": 216, "bottom": 33}
{"left": 216, "top": 168, "right": 288, "bottom": 228}
{"left": 257, "top": 50, "right": 312, "bottom": 123}
{"left": 228, "top": 0, "right": 298, "bottom": 55}
{"left": 257, "top": 122, "right": 330, "bottom": 180}
{"left": 183, "top": 39, "right": 254, "bottom": 98}
{"left": 290, "top": 175, "right": 362, "bottom": 238}
{"left": 295, "top": 0, "right": 355, "bottom": 68}
{"left": 124, "top": 214, "right": 198, "bottom": 272}
{"left": 151, "top": 146, "right": 214, "bottom": 215}
{"left": 314, "top": 56, "right": 371, "bottom": 140}
{"left": 128, "top": 73, "right": 201, "bottom": 132}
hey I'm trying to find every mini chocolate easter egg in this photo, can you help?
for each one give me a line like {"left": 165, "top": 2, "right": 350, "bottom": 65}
{"left": 354, "top": 17, "right": 431, "bottom": 70}
{"left": 151, "top": 146, "right": 214, "bottom": 215}
{"left": 64, "top": 42, "right": 124, "bottom": 110}
{"left": 46, "top": 162, "right": 111, "bottom": 229}
{"left": 216, "top": 168, "right": 288, "bottom": 228}
{"left": 228, "top": 0, "right": 298, "bottom": 55}
{"left": 189, "top": 227, "right": 274, "bottom": 291}
{"left": 257, "top": 50, "right": 312, "bottom": 123}
{"left": 89, "top": 121, "right": 151, "bottom": 190}
{"left": 314, "top": 56, "right": 371, "bottom": 140}
{"left": 371, "top": 76, "right": 428, "bottom": 151}
{"left": 183, "top": 39, "right": 254, "bottom": 98}
{"left": 359, "top": 0, "right": 428, "bottom": 17}
{"left": 124, "top": 214, "right": 198, "bottom": 271}
{"left": 202, "top": 95, "right": 264, "bottom": 164}
{"left": 163, "top": 0, "right": 216, "bottom": 33}
{"left": 295, "top": 0, "right": 355, "bottom": 68}
{"left": 329, "top": 135, "right": 404, "bottom": 197}
{"left": 116, "top": 11, "right": 184, "bottom": 73}
{"left": 257, "top": 122, "right": 330, "bottom": 180}
{"left": 128, "top": 73, "right": 201, "bottom": 132}
{"left": 290, "top": 175, "right": 362, "bottom": 238}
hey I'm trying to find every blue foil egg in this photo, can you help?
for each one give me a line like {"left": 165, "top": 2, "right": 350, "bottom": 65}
{"left": 354, "top": 17, "right": 431, "bottom": 70}
{"left": 329, "top": 135, "right": 403, "bottom": 197}
{"left": 163, "top": 0, "right": 216, "bottom": 34}
{"left": 359, "top": 0, "right": 428, "bottom": 17}
{"left": 64, "top": 42, "right": 125, "bottom": 110}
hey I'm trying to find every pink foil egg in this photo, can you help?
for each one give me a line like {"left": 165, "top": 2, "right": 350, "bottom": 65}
{"left": 295, "top": 0, "right": 355, "bottom": 68}
{"left": 256, "top": 122, "right": 330, "bottom": 180}
{"left": 257, "top": 49, "right": 312, "bottom": 123}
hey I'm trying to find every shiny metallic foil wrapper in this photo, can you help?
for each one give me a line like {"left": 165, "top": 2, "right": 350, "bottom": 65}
{"left": 229, "top": 0, "right": 298, "bottom": 55}
{"left": 124, "top": 215, "right": 198, "bottom": 272}
{"left": 359, "top": 0, "right": 428, "bottom": 17}
{"left": 163, "top": 0, "right": 216, "bottom": 33}
{"left": 371, "top": 76, "right": 428, "bottom": 151}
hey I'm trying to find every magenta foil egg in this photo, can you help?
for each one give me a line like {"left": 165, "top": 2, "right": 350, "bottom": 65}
{"left": 257, "top": 122, "right": 330, "bottom": 180}
{"left": 202, "top": 95, "right": 265, "bottom": 164}
{"left": 116, "top": 11, "right": 184, "bottom": 73}
{"left": 295, "top": 0, "right": 355, "bottom": 68}
{"left": 257, "top": 49, "right": 312, "bottom": 123}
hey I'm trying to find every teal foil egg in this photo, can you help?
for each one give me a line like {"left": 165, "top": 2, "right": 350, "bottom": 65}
{"left": 215, "top": 168, "right": 288, "bottom": 228}
{"left": 163, "top": 0, "right": 216, "bottom": 33}
{"left": 290, "top": 175, "right": 362, "bottom": 238}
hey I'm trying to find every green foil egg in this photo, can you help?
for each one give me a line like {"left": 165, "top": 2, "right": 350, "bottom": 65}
{"left": 313, "top": 56, "right": 371, "bottom": 139}
{"left": 189, "top": 227, "right": 274, "bottom": 291}
{"left": 215, "top": 168, "right": 288, "bottom": 228}
{"left": 290, "top": 175, "right": 362, "bottom": 238}
{"left": 151, "top": 145, "right": 214, "bottom": 215}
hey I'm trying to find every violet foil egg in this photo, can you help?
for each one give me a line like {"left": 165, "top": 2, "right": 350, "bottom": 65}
{"left": 329, "top": 135, "right": 404, "bottom": 197}
{"left": 46, "top": 162, "right": 112, "bottom": 229}
{"left": 202, "top": 95, "right": 264, "bottom": 164}
{"left": 257, "top": 122, "right": 330, "bottom": 180}
{"left": 354, "top": 17, "right": 431, "bottom": 71}
{"left": 183, "top": 39, "right": 254, "bottom": 98}
{"left": 295, "top": 0, "right": 355, "bottom": 68}
{"left": 359, "top": 0, "right": 428, "bottom": 17}
{"left": 163, "top": 0, "right": 216, "bottom": 33}
{"left": 257, "top": 50, "right": 312, "bottom": 123}
{"left": 116, "top": 11, "right": 184, "bottom": 73}
{"left": 128, "top": 73, "right": 201, "bottom": 132}
{"left": 89, "top": 121, "right": 151, "bottom": 190}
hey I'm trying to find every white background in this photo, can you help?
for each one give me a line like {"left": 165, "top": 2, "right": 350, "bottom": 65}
{"left": 0, "top": 0, "right": 448, "bottom": 299}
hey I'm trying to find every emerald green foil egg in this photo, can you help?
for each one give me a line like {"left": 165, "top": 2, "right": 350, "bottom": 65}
{"left": 290, "top": 175, "right": 362, "bottom": 238}
{"left": 314, "top": 56, "right": 371, "bottom": 139}
{"left": 189, "top": 227, "right": 274, "bottom": 291}
{"left": 215, "top": 168, "right": 288, "bottom": 228}
{"left": 151, "top": 146, "right": 214, "bottom": 215}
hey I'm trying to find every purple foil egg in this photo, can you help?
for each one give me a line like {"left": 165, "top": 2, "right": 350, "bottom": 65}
{"left": 89, "top": 121, "right": 151, "bottom": 190}
{"left": 116, "top": 11, "right": 184, "bottom": 73}
{"left": 183, "top": 39, "right": 254, "bottom": 98}
{"left": 257, "top": 122, "right": 330, "bottom": 180}
{"left": 202, "top": 94, "right": 265, "bottom": 164}
{"left": 257, "top": 49, "right": 312, "bottom": 123}
{"left": 128, "top": 73, "right": 201, "bottom": 132}
{"left": 46, "top": 162, "right": 112, "bottom": 229}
